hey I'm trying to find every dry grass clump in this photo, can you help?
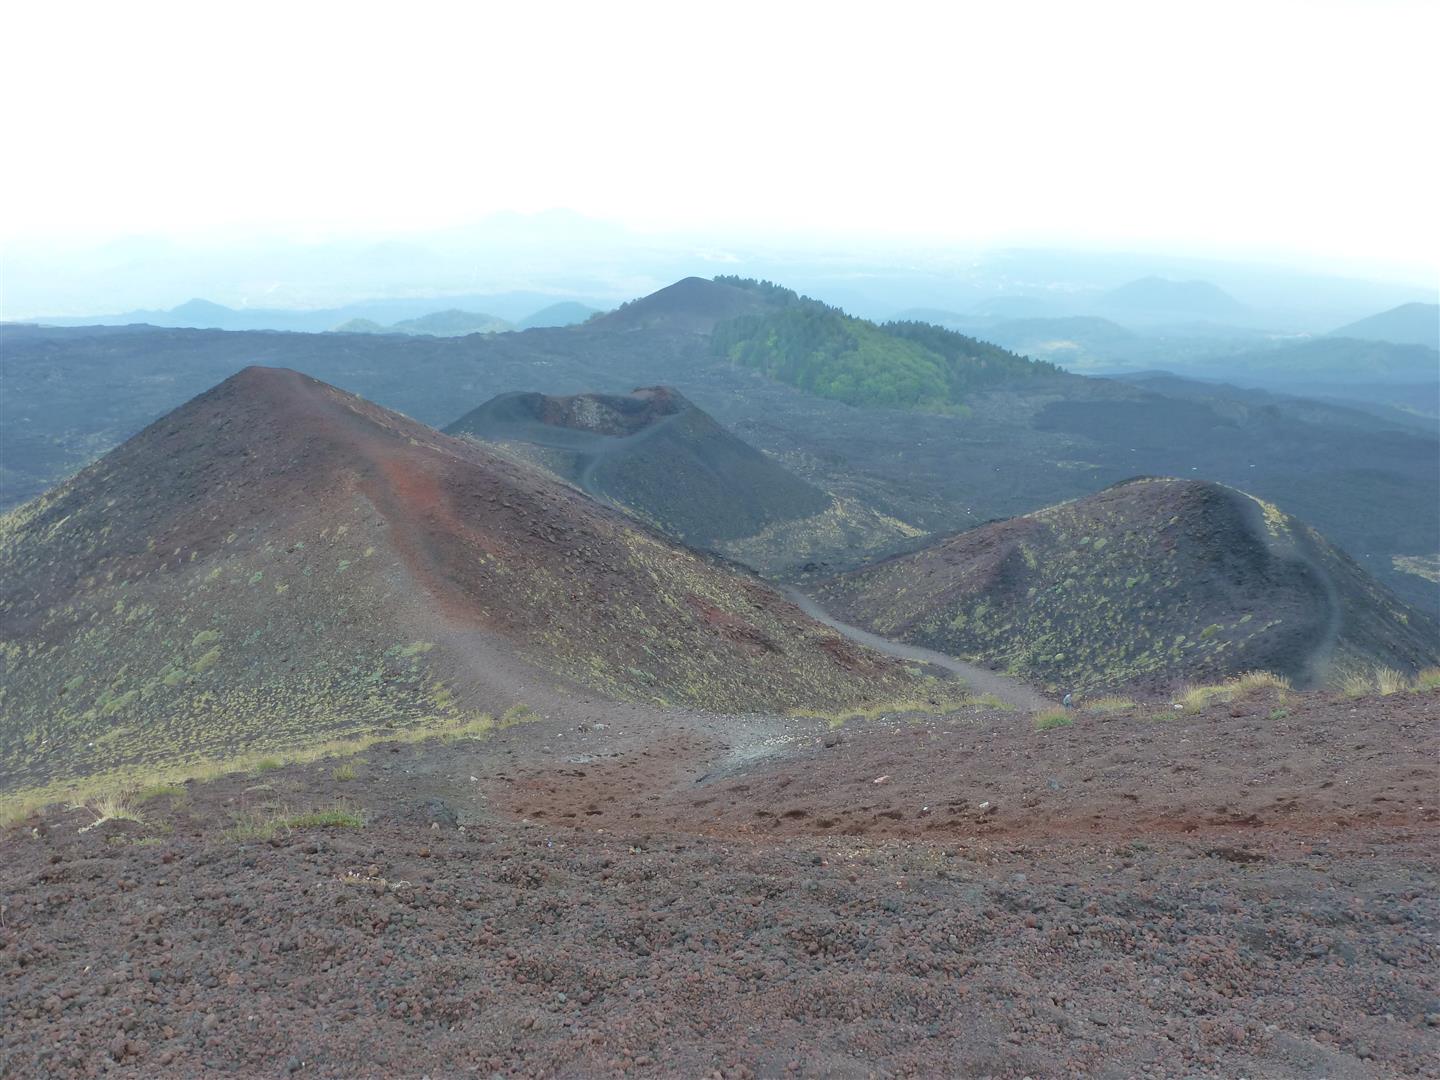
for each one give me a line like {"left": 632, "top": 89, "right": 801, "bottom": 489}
{"left": 1340, "top": 671, "right": 1373, "bottom": 699}
{"left": 228, "top": 801, "right": 364, "bottom": 841}
{"left": 135, "top": 782, "right": 187, "bottom": 804}
{"left": 790, "top": 693, "right": 975, "bottom": 729}
{"left": 970, "top": 693, "right": 1016, "bottom": 712}
{"left": 332, "top": 763, "right": 357, "bottom": 782}
{"left": 1232, "top": 671, "right": 1291, "bottom": 693}
{"left": 1341, "top": 666, "right": 1430, "bottom": 698}
{"left": 287, "top": 806, "right": 365, "bottom": 829}
{"left": 1084, "top": 696, "right": 1137, "bottom": 714}
{"left": 75, "top": 792, "right": 144, "bottom": 833}
{"left": 1178, "top": 671, "right": 1291, "bottom": 712}
{"left": 1375, "top": 667, "right": 1408, "bottom": 696}
{"left": 0, "top": 797, "right": 48, "bottom": 830}
{"left": 499, "top": 703, "right": 536, "bottom": 726}
{"left": 0, "top": 707, "right": 529, "bottom": 831}
{"left": 1034, "top": 709, "right": 1073, "bottom": 731}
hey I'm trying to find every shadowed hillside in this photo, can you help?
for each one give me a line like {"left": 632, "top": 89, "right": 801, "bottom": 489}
{"left": 1092, "top": 277, "right": 1251, "bottom": 325}
{"left": 332, "top": 310, "right": 513, "bottom": 336}
{"left": 818, "top": 478, "right": 1439, "bottom": 694}
{"left": 518, "top": 301, "right": 600, "bottom": 329}
{"left": 446, "top": 386, "right": 918, "bottom": 574}
{"left": 0, "top": 368, "right": 937, "bottom": 798}
{"left": 1188, "top": 337, "right": 1439, "bottom": 382}
{"left": 1328, "top": 302, "right": 1439, "bottom": 350}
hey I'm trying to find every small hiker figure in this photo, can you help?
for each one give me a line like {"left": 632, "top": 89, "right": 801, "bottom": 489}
{"left": 1062, "top": 692, "right": 1073, "bottom": 709}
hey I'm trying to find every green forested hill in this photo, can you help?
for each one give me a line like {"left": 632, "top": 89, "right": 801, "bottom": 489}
{"left": 711, "top": 279, "right": 1062, "bottom": 410}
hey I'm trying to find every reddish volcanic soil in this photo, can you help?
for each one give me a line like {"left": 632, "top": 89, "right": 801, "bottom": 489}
{"left": 3, "top": 690, "right": 1438, "bottom": 1079}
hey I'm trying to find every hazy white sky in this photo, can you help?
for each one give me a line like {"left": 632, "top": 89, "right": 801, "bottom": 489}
{"left": 1, "top": 0, "right": 1436, "bottom": 276}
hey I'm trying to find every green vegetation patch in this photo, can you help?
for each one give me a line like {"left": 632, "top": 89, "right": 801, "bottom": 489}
{"left": 1392, "top": 554, "right": 1440, "bottom": 584}
{"left": 135, "top": 782, "right": 187, "bottom": 804}
{"left": 711, "top": 280, "right": 1059, "bottom": 411}
{"left": 228, "top": 802, "right": 364, "bottom": 841}
{"left": 1034, "top": 709, "right": 1074, "bottom": 730}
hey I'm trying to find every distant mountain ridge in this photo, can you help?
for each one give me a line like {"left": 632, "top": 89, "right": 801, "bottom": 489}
{"left": 1327, "top": 302, "right": 1439, "bottom": 350}
{"left": 1091, "top": 277, "right": 1251, "bottom": 325}
{"left": 518, "top": 302, "right": 600, "bottom": 329}
{"left": 22, "top": 293, "right": 611, "bottom": 333}
{"left": 896, "top": 277, "right": 1255, "bottom": 332}
{"left": 590, "top": 276, "right": 774, "bottom": 332}
{"left": 333, "top": 309, "right": 513, "bottom": 337}
{"left": 1190, "top": 337, "right": 1438, "bottom": 384}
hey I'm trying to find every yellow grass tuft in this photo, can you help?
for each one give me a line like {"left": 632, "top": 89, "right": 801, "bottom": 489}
{"left": 1231, "top": 671, "right": 1291, "bottom": 693}
{"left": 1084, "top": 696, "right": 1137, "bottom": 714}
{"left": 1341, "top": 672, "right": 1373, "bottom": 699}
{"left": 1178, "top": 684, "right": 1221, "bottom": 712}
{"left": 971, "top": 693, "right": 1016, "bottom": 712}
{"left": 1178, "top": 671, "right": 1291, "bottom": 711}
{"left": 135, "top": 782, "right": 187, "bottom": 804}
{"left": 1375, "top": 668, "right": 1408, "bottom": 696}
{"left": 228, "top": 801, "right": 364, "bottom": 841}
{"left": 0, "top": 707, "right": 531, "bottom": 829}
{"left": 1034, "top": 708, "right": 1073, "bottom": 730}
{"left": 76, "top": 792, "right": 144, "bottom": 833}
{"left": 0, "top": 795, "right": 50, "bottom": 830}
{"left": 788, "top": 693, "right": 976, "bottom": 729}
{"left": 1341, "top": 666, "right": 1427, "bottom": 698}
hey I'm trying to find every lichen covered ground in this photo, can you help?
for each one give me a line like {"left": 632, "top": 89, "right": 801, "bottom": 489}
{"left": 819, "top": 478, "right": 1438, "bottom": 694}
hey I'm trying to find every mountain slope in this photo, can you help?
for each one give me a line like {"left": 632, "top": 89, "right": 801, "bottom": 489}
{"left": 332, "top": 310, "right": 512, "bottom": 336}
{"left": 710, "top": 282, "right": 1063, "bottom": 410}
{"left": 591, "top": 276, "right": 774, "bottom": 332}
{"left": 518, "top": 301, "right": 600, "bottom": 329}
{"left": 387, "top": 310, "right": 513, "bottom": 336}
{"left": 1092, "top": 277, "right": 1250, "bottom": 325}
{"left": 1328, "top": 302, "right": 1439, "bottom": 350}
{"left": 446, "top": 387, "right": 918, "bottom": 574}
{"left": 0, "top": 368, "right": 932, "bottom": 797}
{"left": 817, "top": 478, "right": 1438, "bottom": 694}
{"left": 4, "top": 275, "right": 1434, "bottom": 614}
{"left": 1190, "top": 337, "right": 1439, "bottom": 383}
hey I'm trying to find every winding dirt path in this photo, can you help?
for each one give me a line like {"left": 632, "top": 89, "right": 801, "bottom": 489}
{"left": 782, "top": 586, "right": 1054, "bottom": 711}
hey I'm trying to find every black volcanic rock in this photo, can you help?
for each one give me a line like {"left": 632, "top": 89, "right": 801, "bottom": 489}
{"left": 446, "top": 387, "right": 832, "bottom": 547}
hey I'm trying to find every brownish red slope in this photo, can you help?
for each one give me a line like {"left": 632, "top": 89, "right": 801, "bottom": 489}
{"left": 0, "top": 367, "right": 927, "bottom": 796}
